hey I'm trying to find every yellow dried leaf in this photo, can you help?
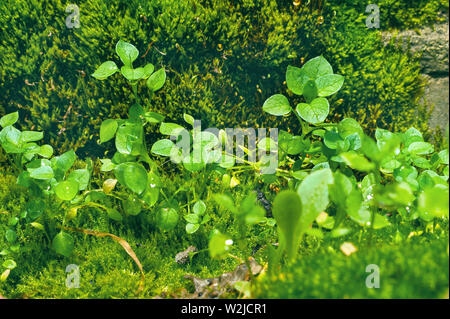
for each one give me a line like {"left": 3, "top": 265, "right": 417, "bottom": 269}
{"left": 103, "top": 179, "right": 117, "bottom": 194}
{"left": 316, "top": 212, "right": 328, "bottom": 224}
{"left": 62, "top": 226, "right": 145, "bottom": 294}
{"left": 1, "top": 269, "right": 10, "bottom": 282}
{"left": 230, "top": 176, "right": 240, "bottom": 188}
{"left": 340, "top": 242, "right": 357, "bottom": 256}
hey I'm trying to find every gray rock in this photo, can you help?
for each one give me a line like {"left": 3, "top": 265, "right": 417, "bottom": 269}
{"left": 382, "top": 20, "right": 449, "bottom": 76}
{"left": 422, "top": 75, "right": 449, "bottom": 130}
{"left": 383, "top": 17, "right": 449, "bottom": 131}
{"left": 175, "top": 245, "right": 198, "bottom": 264}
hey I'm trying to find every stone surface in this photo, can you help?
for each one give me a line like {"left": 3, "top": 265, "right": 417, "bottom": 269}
{"left": 422, "top": 75, "right": 449, "bottom": 131}
{"left": 383, "top": 18, "right": 449, "bottom": 130}
{"left": 382, "top": 20, "right": 449, "bottom": 76}
{"left": 175, "top": 245, "right": 198, "bottom": 264}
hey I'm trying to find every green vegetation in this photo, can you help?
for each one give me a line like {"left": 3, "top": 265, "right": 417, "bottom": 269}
{"left": 255, "top": 227, "right": 449, "bottom": 299}
{"left": 0, "top": 1, "right": 448, "bottom": 299}
{"left": 0, "top": 0, "right": 437, "bottom": 157}
{"left": 327, "top": 0, "right": 449, "bottom": 30}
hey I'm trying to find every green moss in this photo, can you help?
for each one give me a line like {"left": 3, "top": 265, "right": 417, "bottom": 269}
{"left": 327, "top": 0, "right": 448, "bottom": 30}
{"left": 0, "top": 0, "right": 433, "bottom": 157}
{"left": 254, "top": 224, "right": 449, "bottom": 299}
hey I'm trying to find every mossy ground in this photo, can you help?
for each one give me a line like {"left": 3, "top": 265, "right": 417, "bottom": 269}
{"left": 0, "top": 172, "right": 448, "bottom": 299}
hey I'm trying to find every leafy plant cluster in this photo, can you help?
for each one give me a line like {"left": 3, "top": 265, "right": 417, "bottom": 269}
{"left": 0, "top": 0, "right": 432, "bottom": 158}
{"left": 0, "top": 42, "right": 448, "bottom": 297}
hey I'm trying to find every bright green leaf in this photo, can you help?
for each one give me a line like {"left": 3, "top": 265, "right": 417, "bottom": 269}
{"left": 263, "top": 94, "right": 292, "bottom": 116}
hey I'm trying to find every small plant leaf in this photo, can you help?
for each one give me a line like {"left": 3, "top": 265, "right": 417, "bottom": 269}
{"left": 121, "top": 66, "right": 145, "bottom": 81}
{"left": 52, "top": 232, "right": 74, "bottom": 257}
{"left": 116, "top": 40, "right": 139, "bottom": 68}
{"left": 100, "top": 119, "right": 118, "bottom": 143}
{"left": 156, "top": 207, "right": 179, "bottom": 231}
{"left": 296, "top": 97, "right": 329, "bottom": 124}
{"left": 38, "top": 145, "right": 53, "bottom": 158}
{"left": 193, "top": 200, "right": 206, "bottom": 215}
{"left": 0, "top": 112, "right": 19, "bottom": 128}
{"left": 297, "top": 168, "right": 334, "bottom": 234}
{"left": 316, "top": 74, "right": 344, "bottom": 97}
{"left": 186, "top": 223, "right": 200, "bottom": 234}
{"left": 143, "top": 63, "right": 155, "bottom": 79}
{"left": 272, "top": 190, "right": 302, "bottom": 261}
{"left": 208, "top": 231, "right": 232, "bottom": 259}
{"left": 151, "top": 139, "right": 174, "bottom": 156}
{"left": 286, "top": 66, "right": 308, "bottom": 95}
{"left": 263, "top": 94, "right": 292, "bottom": 116}
{"left": 301, "top": 55, "right": 333, "bottom": 79}
{"left": 92, "top": 61, "right": 119, "bottom": 80}
{"left": 55, "top": 180, "right": 79, "bottom": 201}
{"left": 146, "top": 68, "right": 166, "bottom": 92}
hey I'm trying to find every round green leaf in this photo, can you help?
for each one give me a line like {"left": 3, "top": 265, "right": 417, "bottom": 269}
{"left": 301, "top": 56, "right": 333, "bottom": 79}
{"left": 0, "top": 125, "right": 22, "bottom": 153}
{"left": 144, "top": 112, "right": 165, "bottom": 124}
{"left": 184, "top": 214, "right": 201, "bottom": 224}
{"left": 141, "top": 174, "right": 160, "bottom": 207}
{"left": 193, "top": 200, "right": 206, "bottom": 215}
{"left": 408, "top": 142, "right": 434, "bottom": 155}
{"left": 208, "top": 231, "right": 233, "bottom": 259}
{"left": 183, "top": 113, "right": 195, "bottom": 126}
{"left": 143, "top": 63, "right": 155, "bottom": 79}
{"left": 147, "top": 68, "right": 167, "bottom": 92}
{"left": 20, "top": 131, "right": 43, "bottom": 143}
{"left": 54, "top": 150, "right": 77, "bottom": 173}
{"left": 115, "top": 40, "right": 139, "bottom": 68}
{"left": 303, "top": 80, "right": 318, "bottom": 101}
{"left": 156, "top": 207, "right": 179, "bottom": 231}
{"left": 100, "top": 119, "right": 118, "bottom": 143}
{"left": 296, "top": 97, "right": 329, "bottom": 124}
{"left": 29, "top": 165, "right": 54, "bottom": 180}
{"left": 0, "top": 112, "right": 19, "bottom": 128}
{"left": 263, "top": 94, "right": 292, "bottom": 116}
{"left": 5, "top": 229, "right": 17, "bottom": 243}
{"left": 52, "top": 232, "right": 74, "bottom": 257}
{"left": 2, "top": 259, "right": 16, "bottom": 270}
{"left": 297, "top": 168, "right": 334, "bottom": 234}
{"left": 316, "top": 74, "right": 344, "bottom": 97}
{"left": 123, "top": 163, "right": 148, "bottom": 195}
{"left": 38, "top": 144, "right": 53, "bottom": 158}
{"left": 107, "top": 208, "right": 123, "bottom": 222}
{"left": 92, "top": 61, "right": 119, "bottom": 80}
{"left": 67, "top": 169, "right": 90, "bottom": 191}
{"left": 338, "top": 118, "right": 363, "bottom": 138}
{"left": 186, "top": 223, "right": 200, "bottom": 234}
{"left": 160, "top": 122, "right": 184, "bottom": 136}
{"left": 55, "top": 180, "right": 79, "bottom": 201}
{"left": 115, "top": 123, "right": 143, "bottom": 155}
{"left": 286, "top": 66, "right": 308, "bottom": 95}
{"left": 124, "top": 197, "right": 142, "bottom": 216}
{"left": 151, "top": 139, "right": 174, "bottom": 156}
{"left": 121, "top": 66, "right": 145, "bottom": 81}
{"left": 340, "top": 151, "right": 375, "bottom": 172}
{"left": 418, "top": 186, "right": 449, "bottom": 218}
{"left": 323, "top": 130, "right": 342, "bottom": 150}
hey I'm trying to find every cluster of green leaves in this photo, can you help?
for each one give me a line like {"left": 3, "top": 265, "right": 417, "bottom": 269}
{"left": 254, "top": 56, "right": 449, "bottom": 268}
{"left": 93, "top": 40, "right": 220, "bottom": 234}
{"left": 0, "top": 0, "right": 432, "bottom": 157}
{"left": 93, "top": 40, "right": 170, "bottom": 227}
{"left": 0, "top": 111, "right": 93, "bottom": 280}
